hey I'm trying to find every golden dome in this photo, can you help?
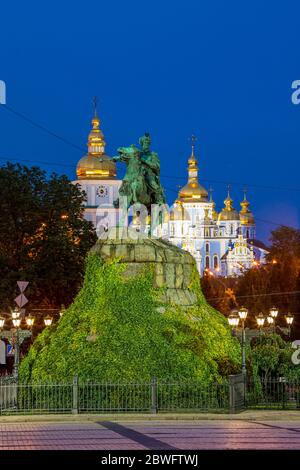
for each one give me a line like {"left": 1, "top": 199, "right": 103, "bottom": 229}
{"left": 76, "top": 155, "right": 116, "bottom": 180}
{"left": 218, "top": 190, "right": 240, "bottom": 221}
{"left": 178, "top": 144, "right": 208, "bottom": 202}
{"left": 76, "top": 108, "right": 116, "bottom": 180}
{"left": 170, "top": 201, "right": 191, "bottom": 221}
{"left": 240, "top": 192, "right": 255, "bottom": 225}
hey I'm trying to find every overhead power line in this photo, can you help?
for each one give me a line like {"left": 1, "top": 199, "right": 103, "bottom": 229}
{"left": 1, "top": 104, "right": 85, "bottom": 153}
{"left": 161, "top": 175, "right": 300, "bottom": 193}
{"left": 1, "top": 104, "right": 300, "bottom": 196}
{"left": 207, "top": 290, "right": 300, "bottom": 301}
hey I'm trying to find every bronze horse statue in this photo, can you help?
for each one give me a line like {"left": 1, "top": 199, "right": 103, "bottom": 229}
{"left": 112, "top": 145, "right": 151, "bottom": 208}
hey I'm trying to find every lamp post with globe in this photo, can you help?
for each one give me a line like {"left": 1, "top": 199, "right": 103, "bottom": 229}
{"left": 0, "top": 309, "right": 54, "bottom": 380}
{"left": 285, "top": 313, "right": 294, "bottom": 337}
{"left": 228, "top": 307, "right": 248, "bottom": 375}
{"left": 0, "top": 308, "right": 33, "bottom": 380}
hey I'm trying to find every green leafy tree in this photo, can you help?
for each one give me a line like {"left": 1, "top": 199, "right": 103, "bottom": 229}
{"left": 0, "top": 163, "right": 97, "bottom": 309}
{"left": 248, "top": 334, "right": 299, "bottom": 382}
{"left": 201, "top": 274, "right": 238, "bottom": 314}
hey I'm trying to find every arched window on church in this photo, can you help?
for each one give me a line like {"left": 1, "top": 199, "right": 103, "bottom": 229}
{"left": 205, "top": 228, "right": 210, "bottom": 237}
{"left": 246, "top": 229, "right": 249, "bottom": 238}
{"left": 205, "top": 242, "right": 210, "bottom": 253}
{"left": 205, "top": 256, "right": 210, "bottom": 269}
{"left": 213, "top": 255, "right": 219, "bottom": 269}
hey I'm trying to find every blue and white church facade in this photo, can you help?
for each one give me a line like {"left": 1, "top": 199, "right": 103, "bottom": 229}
{"left": 154, "top": 143, "right": 268, "bottom": 276}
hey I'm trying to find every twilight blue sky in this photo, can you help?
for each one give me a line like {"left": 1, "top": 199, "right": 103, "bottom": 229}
{"left": 1, "top": 0, "right": 300, "bottom": 243}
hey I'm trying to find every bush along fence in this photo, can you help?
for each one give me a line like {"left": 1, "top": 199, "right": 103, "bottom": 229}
{"left": 0, "top": 375, "right": 246, "bottom": 415}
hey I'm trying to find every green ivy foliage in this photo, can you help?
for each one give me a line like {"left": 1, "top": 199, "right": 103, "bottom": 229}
{"left": 20, "top": 253, "right": 240, "bottom": 384}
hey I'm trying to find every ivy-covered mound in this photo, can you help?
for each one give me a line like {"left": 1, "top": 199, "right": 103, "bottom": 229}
{"left": 20, "top": 229, "right": 240, "bottom": 383}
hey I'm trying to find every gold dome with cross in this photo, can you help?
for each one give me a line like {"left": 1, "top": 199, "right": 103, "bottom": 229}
{"left": 76, "top": 99, "right": 116, "bottom": 180}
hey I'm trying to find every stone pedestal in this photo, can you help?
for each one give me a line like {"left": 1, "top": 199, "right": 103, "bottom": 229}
{"left": 91, "top": 228, "right": 198, "bottom": 306}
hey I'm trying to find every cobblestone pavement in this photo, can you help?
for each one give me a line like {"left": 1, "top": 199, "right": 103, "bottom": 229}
{"left": 1, "top": 419, "right": 300, "bottom": 449}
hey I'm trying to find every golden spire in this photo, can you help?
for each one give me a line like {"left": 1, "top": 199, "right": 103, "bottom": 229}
{"left": 76, "top": 99, "right": 116, "bottom": 180}
{"left": 178, "top": 135, "right": 208, "bottom": 202}
{"left": 218, "top": 185, "right": 240, "bottom": 221}
{"left": 240, "top": 189, "right": 250, "bottom": 213}
{"left": 87, "top": 96, "right": 106, "bottom": 156}
{"left": 239, "top": 189, "right": 255, "bottom": 225}
{"left": 224, "top": 185, "right": 234, "bottom": 210}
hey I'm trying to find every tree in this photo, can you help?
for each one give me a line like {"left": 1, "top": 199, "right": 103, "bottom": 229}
{"left": 234, "top": 226, "right": 300, "bottom": 335}
{"left": 248, "top": 333, "right": 299, "bottom": 382}
{"left": 201, "top": 226, "right": 300, "bottom": 337}
{"left": 0, "top": 163, "right": 97, "bottom": 310}
{"left": 201, "top": 273, "right": 238, "bottom": 314}
{"left": 267, "top": 226, "right": 300, "bottom": 261}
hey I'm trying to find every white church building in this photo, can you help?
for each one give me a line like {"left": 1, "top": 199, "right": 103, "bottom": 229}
{"left": 155, "top": 141, "right": 267, "bottom": 276}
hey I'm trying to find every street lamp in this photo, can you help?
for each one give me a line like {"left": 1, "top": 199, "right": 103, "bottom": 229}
{"left": 269, "top": 306, "right": 278, "bottom": 332}
{"left": 0, "top": 309, "right": 32, "bottom": 380}
{"left": 267, "top": 315, "right": 275, "bottom": 333}
{"left": 228, "top": 311, "right": 248, "bottom": 375}
{"left": 12, "top": 318, "right": 21, "bottom": 328}
{"left": 26, "top": 315, "right": 35, "bottom": 328}
{"left": 256, "top": 313, "right": 265, "bottom": 335}
{"left": 285, "top": 313, "right": 294, "bottom": 337}
{"left": 228, "top": 313, "right": 240, "bottom": 328}
{"left": 44, "top": 316, "right": 53, "bottom": 327}
{"left": 238, "top": 307, "right": 248, "bottom": 375}
{"left": 11, "top": 308, "right": 21, "bottom": 320}
{"left": 238, "top": 307, "right": 248, "bottom": 321}
{"left": 270, "top": 306, "right": 279, "bottom": 319}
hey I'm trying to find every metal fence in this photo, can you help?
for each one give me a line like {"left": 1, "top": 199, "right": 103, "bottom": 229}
{"left": 247, "top": 377, "right": 300, "bottom": 410}
{"left": 4, "top": 375, "right": 300, "bottom": 414}
{"left": 0, "top": 377, "right": 231, "bottom": 415}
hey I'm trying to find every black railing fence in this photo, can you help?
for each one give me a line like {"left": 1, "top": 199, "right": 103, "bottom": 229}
{"left": 0, "top": 376, "right": 231, "bottom": 415}
{"left": 246, "top": 377, "right": 300, "bottom": 410}
{"left": 1, "top": 374, "right": 300, "bottom": 414}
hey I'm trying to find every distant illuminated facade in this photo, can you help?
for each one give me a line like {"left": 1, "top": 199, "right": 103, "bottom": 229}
{"left": 155, "top": 141, "right": 267, "bottom": 276}
{"left": 73, "top": 106, "right": 121, "bottom": 235}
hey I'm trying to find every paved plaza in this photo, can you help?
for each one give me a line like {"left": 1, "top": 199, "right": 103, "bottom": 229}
{"left": 1, "top": 415, "right": 300, "bottom": 450}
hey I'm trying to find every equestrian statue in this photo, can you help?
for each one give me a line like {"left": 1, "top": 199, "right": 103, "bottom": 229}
{"left": 112, "top": 133, "right": 165, "bottom": 211}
